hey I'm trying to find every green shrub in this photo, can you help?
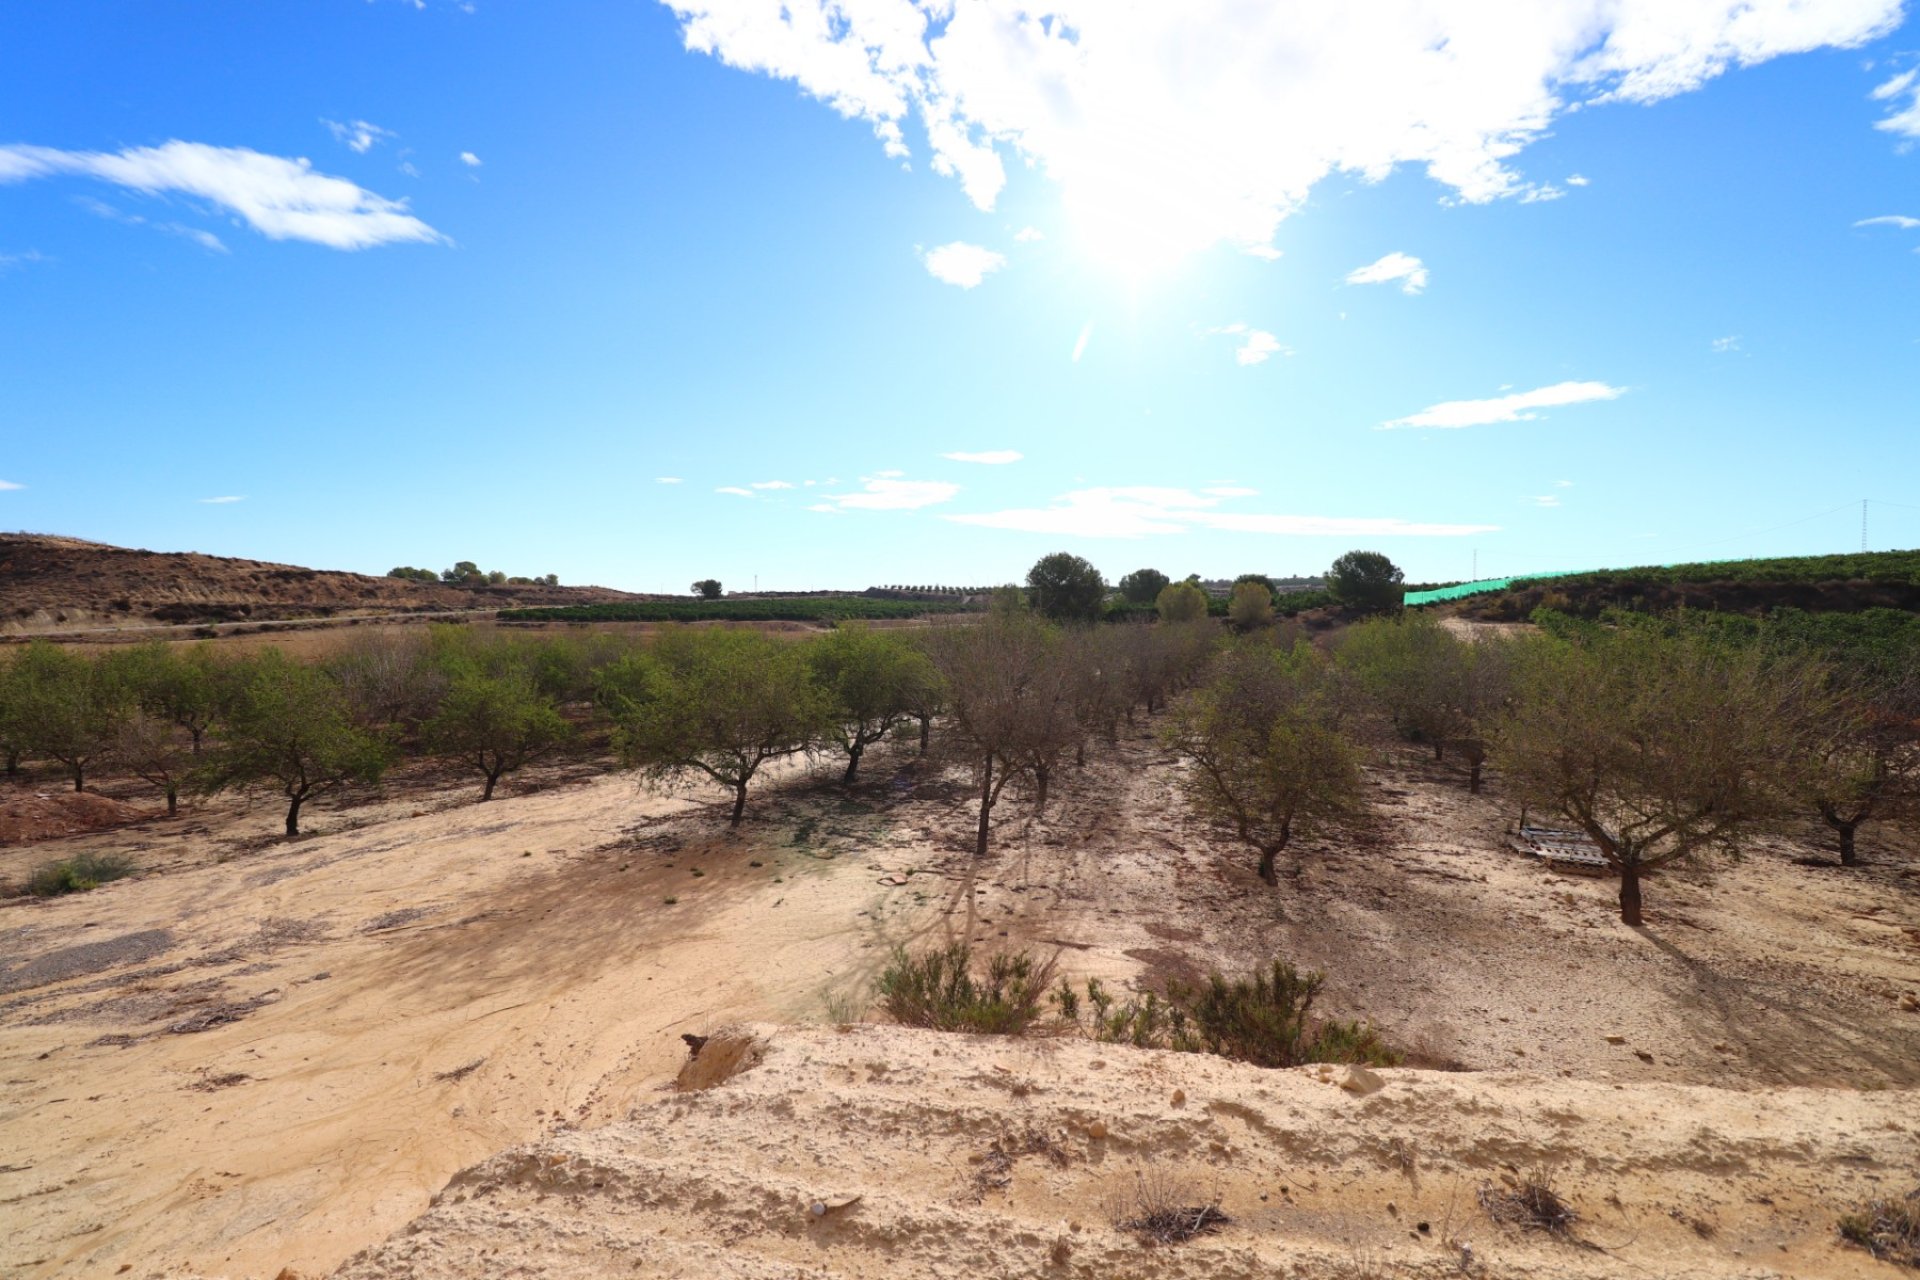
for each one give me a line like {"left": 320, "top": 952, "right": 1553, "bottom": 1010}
{"left": 875, "top": 943, "right": 1058, "bottom": 1035}
{"left": 28, "top": 852, "right": 135, "bottom": 897}
{"left": 1057, "top": 958, "right": 1398, "bottom": 1068}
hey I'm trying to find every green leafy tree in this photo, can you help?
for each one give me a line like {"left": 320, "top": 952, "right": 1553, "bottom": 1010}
{"left": 387, "top": 566, "right": 440, "bottom": 583}
{"left": 1166, "top": 643, "right": 1367, "bottom": 885}
{"left": 1327, "top": 550, "right": 1405, "bottom": 613}
{"left": 442, "top": 560, "right": 484, "bottom": 585}
{"left": 426, "top": 671, "right": 570, "bottom": 800}
{"left": 1339, "top": 615, "right": 1513, "bottom": 791}
{"left": 1233, "top": 573, "right": 1277, "bottom": 595}
{"left": 8, "top": 641, "right": 127, "bottom": 791}
{"left": 1117, "top": 567, "right": 1171, "bottom": 605}
{"left": 1155, "top": 580, "right": 1209, "bottom": 625}
{"left": 198, "top": 652, "right": 392, "bottom": 835}
{"left": 115, "top": 709, "right": 191, "bottom": 815}
{"left": 0, "top": 651, "right": 25, "bottom": 775}
{"left": 1025, "top": 552, "right": 1108, "bottom": 623}
{"left": 1227, "top": 581, "right": 1276, "bottom": 631}
{"left": 691, "top": 578, "right": 723, "bottom": 599}
{"left": 809, "top": 625, "right": 935, "bottom": 783}
{"left": 598, "top": 628, "right": 824, "bottom": 826}
{"left": 1493, "top": 629, "right": 1822, "bottom": 925}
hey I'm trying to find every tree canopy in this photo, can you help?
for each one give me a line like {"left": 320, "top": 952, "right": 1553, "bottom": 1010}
{"left": 1025, "top": 552, "right": 1108, "bottom": 623}
{"left": 1117, "top": 567, "right": 1171, "bottom": 605}
{"left": 1327, "top": 550, "right": 1404, "bottom": 613}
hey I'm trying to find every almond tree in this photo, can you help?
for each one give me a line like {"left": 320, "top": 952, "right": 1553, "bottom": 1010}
{"left": 427, "top": 670, "right": 570, "bottom": 800}
{"left": 198, "top": 651, "right": 392, "bottom": 835}
{"left": 8, "top": 641, "right": 125, "bottom": 791}
{"left": 1494, "top": 628, "right": 1821, "bottom": 925}
{"left": 809, "top": 625, "right": 934, "bottom": 784}
{"left": 598, "top": 627, "right": 823, "bottom": 826}
{"left": 1166, "top": 642, "right": 1366, "bottom": 885}
{"left": 931, "top": 615, "right": 1063, "bottom": 855}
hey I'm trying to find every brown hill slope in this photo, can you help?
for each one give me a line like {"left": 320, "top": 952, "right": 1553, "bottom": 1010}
{"left": 0, "top": 533, "right": 640, "bottom": 634}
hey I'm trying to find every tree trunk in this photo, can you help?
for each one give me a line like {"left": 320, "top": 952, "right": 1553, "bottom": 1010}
{"left": 190, "top": 727, "right": 203, "bottom": 755}
{"left": 730, "top": 779, "right": 748, "bottom": 827}
{"left": 974, "top": 753, "right": 994, "bottom": 857}
{"left": 1618, "top": 862, "right": 1644, "bottom": 926}
{"left": 482, "top": 770, "right": 498, "bottom": 801}
{"left": 842, "top": 743, "right": 863, "bottom": 786}
{"left": 165, "top": 783, "right": 178, "bottom": 817}
{"left": 1034, "top": 762, "right": 1050, "bottom": 817}
{"left": 1075, "top": 738, "right": 1086, "bottom": 768}
{"left": 1837, "top": 821, "right": 1858, "bottom": 867}
{"left": 1467, "top": 754, "right": 1483, "bottom": 794}
{"left": 1432, "top": 740, "right": 1445, "bottom": 762}
{"left": 285, "top": 793, "right": 304, "bottom": 836}
{"left": 1257, "top": 847, "right": 1278, "bottom": 886}
{"left": 73, "top": 763, "right": 84, "bottom": 793}
{"left": 918, "top": 715, "right": 930, "bottom": 756}
{"left": 4, "top": 748, "right": 19, "bottom": 776}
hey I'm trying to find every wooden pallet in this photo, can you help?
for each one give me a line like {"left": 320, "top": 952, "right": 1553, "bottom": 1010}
{"left": 1509, "top": 826, "right": 1612, "bottom": 876}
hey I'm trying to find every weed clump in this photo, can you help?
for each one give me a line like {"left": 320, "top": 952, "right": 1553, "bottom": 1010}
{"left": 1106, "top": 1166, "right": 1229, "bottom": 1245}
{"left": 1839, "top": 1187, "right": 1920, "bottom": 1267}
{"left": 875, "top": 943, "right": 1058, "bottom": 1035}
{"left": 28, "top": 852, "right": 134, "bottom": 898}
{"left": 1058, "top": 958, "right": 1398, "bottom": 1068}
{"left": 1478, "top": 1166, "right": 1578, "bottom": 1235}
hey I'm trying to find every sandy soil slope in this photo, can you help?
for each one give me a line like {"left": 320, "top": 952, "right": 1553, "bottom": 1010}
{"left": 332, "top": 1023, "right": 1920, "bottom": 1280}
{"left": 1, "top": 727, "right": 1917, "bottom": 1277}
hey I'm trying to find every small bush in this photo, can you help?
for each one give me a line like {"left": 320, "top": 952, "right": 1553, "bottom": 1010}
{"left": 1105, "top": 1166, "right": 1229, "bottom": 1245}
{"left": 1478, "top": 1166, "right": 1578, "bottom": 1235}
{"left": 1057, "top": 959, "right": 1399, "bottom": 1068}
{"left": 28, "top": 852, "right": 135, "bottom": 898}
{"left": 875, "top": 943, "right": 1058, "bottom": 1036}
{"left": 1839, "top": 1187, "right": 1920, "bottom": 1267}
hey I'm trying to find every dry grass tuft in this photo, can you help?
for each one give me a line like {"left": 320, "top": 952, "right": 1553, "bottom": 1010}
{"left": 1839, "top": 1187, "right": 1920, "bottom": 1267}
{"left": 1477, "top": 1165, "right": 1577, "bottom": 1235}
{"left": 1106, "top": 1166, "right": 1229, "bottom": 1246}
{"left": 967, "top": 1126, "right": 1069, "bottom": 1200}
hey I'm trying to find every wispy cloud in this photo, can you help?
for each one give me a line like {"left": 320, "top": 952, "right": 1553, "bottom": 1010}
{"left": 322, "top": 119, "right": 396, "bottom": 154}
{"left": 1014, "top": 226, "right": 1044, "bottom": 242}
{"left": 0, "top": 479, "right": 23, "bottom": 491}
{"left": 663, "top": 4, "right": 1898, "bottom": 264}
{"left": 459, "top": 150, "right": 483, "bottom": 167}
{"left": 1203, "top": 486, "right": 1259, "bottom": 497}
{"left": 198, "top": 495, "right": 245, "bottom": 504}
{"left": 1208, "top": 323, "right": 1288, "bottom": 366}
{"left": 0, "top": 249, "right": 46, "bottom": 270}
{"left": 750, "top": 479, "right": 795, "bottom": 489}
{"left": 1855, "top": 214, "right": 1920, "bottom": 230}
{"left": 1566, "top": 173, "right": 1591, "bottom": 186}
{"left": 1346, "top": 252, "right": 1429, "bottom": 294}
{"left": 1071, "top": 322, "right": 1093, "bottom": 363}
{"left": 942, "top": 450, "right": 1022, "bottom": 465}
{"left": 0, "top": 141, "right": 446, "bottom": 250}
{"left": 1711, "top": 335, "right": 1741, "bottom": 353}
{"left": 946, "top": 486, "right": 1495, "bottom": 539}
{"left": 656, "top": 476, "right": 684, "bottom": 484}
{"left": 1873, "top": 68, "right": 1920, "bottom": 139}
{"left": 1382, "top": 380, "right": 1625, "bottom": 430}
{"left": 715, "top": 486, "right": 754, "bottom": 497}
{"left": 1553, "top": 479, "right": 1573, "bottom": 488}
{"left": 922, "top": 241, "right": 1005, "bottom": 289}
{"left": 819, "top": 475, "right": 960, "bottom": 511}
{"left": 1529, "top": 495, "right": 1562, "bottom": 508}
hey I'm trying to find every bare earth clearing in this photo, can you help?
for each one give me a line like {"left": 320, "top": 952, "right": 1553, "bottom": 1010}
{"left": 3, "top": 726, "right": 1918, "bottom": 1278}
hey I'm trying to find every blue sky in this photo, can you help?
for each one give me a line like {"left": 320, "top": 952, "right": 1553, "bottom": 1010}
{"left": 2, "top": 2, "right": 1917, "bottom": 593}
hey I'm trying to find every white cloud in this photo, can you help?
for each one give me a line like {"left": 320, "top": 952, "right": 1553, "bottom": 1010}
{"left": 922, "top": 240, "right": 1005, "bottom": 288}
{"left": 821, "top": 475, "right": 961, "bottom": 510}
{"left": 807, "top": 502, "right": 842, "bottom": 513}
{"left": 1014, "top": 225, "right": 1044, "bottom": 242}
{"left": 1346, "top": 251, "right": 1429, "bottom": 294}
{"left": 1208, "top": 322, "right": 1289, "bottom": 365}
{"left": 460, "top": 150, "right": 483, "bottom": 167}
{"left": 1554, "top": 479, "right": 1574, "bottom": 488}
{"left": 1855, "top": 214, "right": 1920, "bottom": 229}
{"left": 946, "top": 485, "right": 1497, "bottom": 539}
{"left": 715, "top": 485, "right": 755, "bottom": 496}
{"left": 1382, "top": 379, "right": 1625, "bottom": 429}
{"left": 1530, "top": 495, "right": 1562, "bottom": 507}
{"left": 1566, "top": 173, "right": 1591, "bottom": 185}
{"left": 322, "top": 119, "right": 395, "bottom": 154}
{"left": 942, "top": 449, "right": 1023, "bottom": 464}
{"left": 750, "top": 479, "right": 795, "bottom": 489}
{"left": 656, "top": 476, "right": 684, "bottom": 484}
{"left": 0, "top": 479, "right": 23, "bottom": 491}
{"left": 1204, "top": 486, "right": 1259, "bottom": 497}
{"left": 0, "top": 141, "right": 446, "bottom": 250}
{"left": 663, "top": 1, "right": 1900, "bottom": 265}
{"left": 873, "top": 469, "right": 904, "bottom": 479}
{"left": 1873, "top": 67, "right": 1920, "bottom": 138}
{"left": 198, "top": 495, "right": 246, "bottom": 504}
{"left": 1711, "top": 335, "right": 1741, "bottom": 353}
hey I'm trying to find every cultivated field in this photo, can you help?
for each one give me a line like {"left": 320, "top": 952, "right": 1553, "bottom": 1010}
{"left": 4, "top": 720, "right": 1917, "bottom": 1277}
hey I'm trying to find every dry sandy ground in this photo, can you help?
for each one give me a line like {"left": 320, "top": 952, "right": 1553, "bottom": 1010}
{"left": 2, "top": 727, "right": 1918, "bottom": 1278}
{"left": 334, "top": 1023, "right": 1920, "bottom": 1280}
